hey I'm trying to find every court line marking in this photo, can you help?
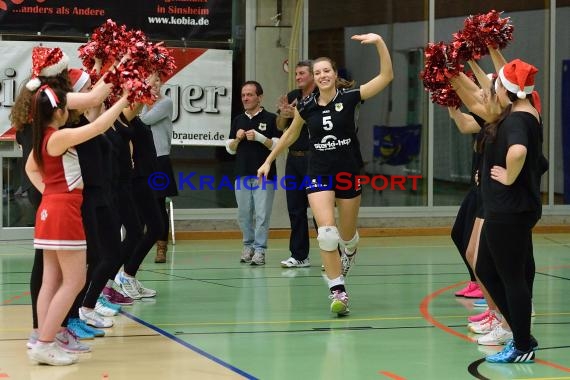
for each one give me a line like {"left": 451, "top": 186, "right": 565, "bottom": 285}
{"left": 120, "top": 310, "right": 258, "bottom": 380}
{"left": 420, "top": 281, "right": 570, "bottom": 374}
{"left": 379, "top": 370, "right": 407, "bottom": 379}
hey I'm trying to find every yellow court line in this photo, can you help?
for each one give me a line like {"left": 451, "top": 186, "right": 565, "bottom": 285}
{"left": 4, "top": 311, "right": 570, "bottom": 331}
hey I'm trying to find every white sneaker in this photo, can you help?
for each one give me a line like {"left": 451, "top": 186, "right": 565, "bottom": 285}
{"left": 340, "top": 250, "right": 357, "bottom": 276}
{"left": 477, "top": 325, "right": 513, "bottom": 346}
{"left": 250, "top": 251, "right": 265, "bottom": 266}
{"left": 115, "top": 271, "right": 142, "bottom": 300}
{"left": 28, "top": 341, "right": 78, "bottom": 366}
{"left": 329, "top": 290, "right": 350, "bottom": 316}
{"left": 280, "top": 257, "right": 310, "bottom": 268}
{"left": 79, "top": 307, "right": 114, "bottom": 328}
{"left": 135, "top": 279, "right": 157, "bottom": 298}
{"left": 95, "top": 300, "right": 119, "bottom": 316}
{"left": 469, "top": 312, "right": 501, "bottom": 334}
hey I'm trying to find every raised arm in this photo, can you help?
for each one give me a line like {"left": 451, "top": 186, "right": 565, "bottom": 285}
{"left": 351, "top": 33, "right": 394, "bottom": 100}
{"left": 67, "top": 80, "right": 112, "bottom": 110}
{"left": 467, "top": 60, "right": 491, "bottom": 92}
{"left": 122, "top": 102, "right": 145, "bottom": 122}
{"left": 448, "top": 107, "right": 481, "bottom": 134}
{"left": 257, "top": 110, "right": 304, "bottom": 178}
{"left": 489, "top": 47, "right": 507, "bottom": 73}
{"left": 450, "top": 73, "right": 495, "bottom": 122}
{"left": 47, "top": 94, "right": 130, "bottom": 157}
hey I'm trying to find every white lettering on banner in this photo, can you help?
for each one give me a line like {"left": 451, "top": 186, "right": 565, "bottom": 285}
{"left": 0, "top": 41, "right": 232, "bottom": 146}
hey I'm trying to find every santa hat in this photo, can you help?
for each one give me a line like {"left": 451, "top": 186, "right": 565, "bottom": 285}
{"left": 68, "top": 68, "right": 90, "bottom": 92}
{"left": 498, "top": 59, "right": 538, "bottom": 100}
{"left": 26, "top": 47, "right": 70, "bottom": 91}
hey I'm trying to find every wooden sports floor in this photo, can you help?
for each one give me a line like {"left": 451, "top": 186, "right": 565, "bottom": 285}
{"left": 1, "top": 234, "right": 569, "bottom": 380}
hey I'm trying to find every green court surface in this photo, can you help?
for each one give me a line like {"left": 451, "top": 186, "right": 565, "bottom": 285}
{"left": 1, "top": 234, "right": 569, "bottom": 379}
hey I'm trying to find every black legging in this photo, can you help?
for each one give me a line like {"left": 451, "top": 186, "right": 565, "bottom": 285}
{"left": 451, "top": 188, "right": 478, "bottom": 282}
{"left": 157, "top": 196, "right": 169, "bottom": 242}
{"left": 123, "top": 177, "right": 165, "bottom": 276}
{"left": 476, "top": 219, "right": 535, "bottom": 351}
{"left": 285, "top": 154, "right": 310, "bottom": 261}
{"left": 113, "top": 183, "right": 143, "bottom": 277}
{"left": 81, "top": 194, "right": 121, "bottom": 309}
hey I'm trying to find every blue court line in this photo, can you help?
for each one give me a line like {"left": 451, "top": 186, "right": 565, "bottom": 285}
{"left": 121, "top": 310, "right": 258, "bottom": 380}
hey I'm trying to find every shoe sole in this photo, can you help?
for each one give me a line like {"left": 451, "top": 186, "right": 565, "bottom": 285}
{"left": 280, "top": 264, "right": 311, "bottom": 268}
{"left": 478, "top": 339, "right": 511, "bottom": 346}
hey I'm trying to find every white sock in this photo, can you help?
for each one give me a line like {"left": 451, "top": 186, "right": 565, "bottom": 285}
{"left": 326, "top": 275, "right": 345, "bottom": 289}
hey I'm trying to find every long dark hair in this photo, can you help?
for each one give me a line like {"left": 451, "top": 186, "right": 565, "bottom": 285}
{"left": 31, "top": 86, "right": 68, "bottom": 170}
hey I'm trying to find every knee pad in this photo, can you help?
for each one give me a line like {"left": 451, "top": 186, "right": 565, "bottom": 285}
{"left": 339, "top": 231, "right": 359, "bottom": 251}
{"left": 317, "top": 226, "right": 339, "bottom": 251}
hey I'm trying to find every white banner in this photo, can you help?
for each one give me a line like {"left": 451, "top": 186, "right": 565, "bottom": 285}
{"left": 0, "top": 41, "right": 232, "bottom": 146}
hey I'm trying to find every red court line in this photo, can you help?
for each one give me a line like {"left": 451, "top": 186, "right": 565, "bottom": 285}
{"left": 420, "top": 282, "right": 570, "bottom": 373}
{"left": 419, "top": 281, "right": 474, "bottom": 343}
{"left": 379, "top": 370, "right": 406, "bottom": 379}
{"left": 2, "top": 291, "right": 30, "bottom": 305}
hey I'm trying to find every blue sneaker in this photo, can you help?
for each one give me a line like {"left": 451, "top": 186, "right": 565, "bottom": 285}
{"left": 486, "top": 341, "right": 535, "bottom": 363}
{"left": 67, "top": 318, "right": 95, "bottom": 340}
{"left": 473, "top": 298, "right": 488, "bottom": 308}
{"left": 503, "top": 336, "right": 539, "bottom": 351}
{"left": 78, "top": 318, "right": 106, "bottom": 337}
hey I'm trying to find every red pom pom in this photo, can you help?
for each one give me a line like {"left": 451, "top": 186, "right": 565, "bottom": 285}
{"left": 452, "top": 10, "right": 514, "bottom": 61}
{"left": 420, "top": 42, "right": 463, "bottom": 107}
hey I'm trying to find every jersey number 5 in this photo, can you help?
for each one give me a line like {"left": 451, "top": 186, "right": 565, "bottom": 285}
{"left": 322, "top": 116, "right": 333, "bottom": 131}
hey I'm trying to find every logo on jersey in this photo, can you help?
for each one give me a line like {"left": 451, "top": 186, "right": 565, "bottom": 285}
{"left": 335, "top": 103, "right": 343, "bottom": 112}
{"left": 40, "top": 209, "right": 48, "bottom": 221}
{"left": 313, "top": 135, "right": 351, "bottom": 151}
{"left": 258, "top": 123, "right": 267, "bottom": 131}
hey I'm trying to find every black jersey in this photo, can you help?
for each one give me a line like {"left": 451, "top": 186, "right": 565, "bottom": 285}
{"left": 481, "top": 112, "right": 544, "bottom": 223}
{"left": 297, "top": 88, "right": 362, "bottom": 175}
{"left": 282, "top": 88, "right": 312, "bottom": 151}
{"left": 229, "top": 108, "right": 279, "bottom": 180}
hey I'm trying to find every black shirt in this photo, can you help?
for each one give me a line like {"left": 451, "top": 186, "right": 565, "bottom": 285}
{"left": 481, "top": 112, "right": 543, "bottom": 223}
{"left": 72, "top": 115, "right": 113, "bottom": 204}
{"left": 298, "top": 88, "right": 362, "bottom": 175}
{"left": 131, "top": 116, "right": 159, "bottom": 178}
{"left": 281, "top": 88, "right": 311, "bottom": 151}
{"left": 229, "top": 108, "right": 279, "bottom": 180}
{"left": 105, "top": 121, "right": 133, "bottom": 186}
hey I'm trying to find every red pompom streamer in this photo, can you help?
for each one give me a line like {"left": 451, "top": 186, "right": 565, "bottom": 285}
{"left": 452, "top": 10, "right": 514, "bottom": 61}
{"left": 78, "top": 19, "right": 176, "bottom": 105}
{"left": 78, "top": 19, "right": 129, "bottom": 71}
{"left": 420, "top": 42, "right": 464, "bottom": 107}
{"left": 147, "top": 43, "right": 177, "bottom": 78}
{"left": 104, "top": 61, "right": 154, "bottom": 106}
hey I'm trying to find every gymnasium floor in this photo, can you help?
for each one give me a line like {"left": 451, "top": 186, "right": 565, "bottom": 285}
{"left": 0, "top": 234, "right": 569, "bottom": 380}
